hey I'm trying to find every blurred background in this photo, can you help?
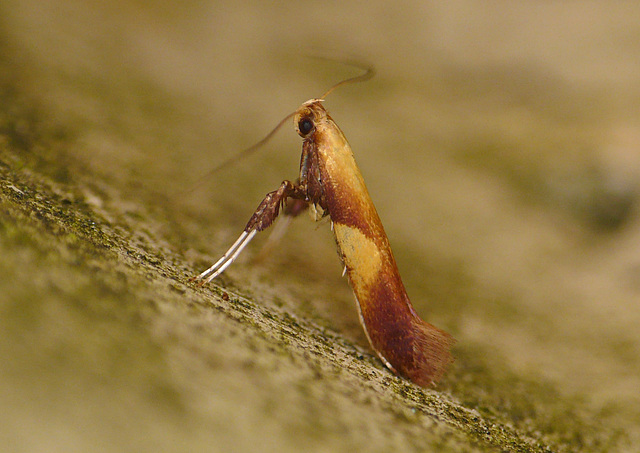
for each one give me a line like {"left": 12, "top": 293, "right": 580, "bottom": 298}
{"left": 1, "top": 1, "right": 639, "bottom": 451}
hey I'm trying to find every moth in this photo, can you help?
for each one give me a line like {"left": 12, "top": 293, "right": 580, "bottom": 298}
{"left": 195, "top": 68, "right": 454, "bottom": 386}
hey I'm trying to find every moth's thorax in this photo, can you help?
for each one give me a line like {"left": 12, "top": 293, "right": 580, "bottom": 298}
{"left": 294, "top": 101, "right": 361, "bottom": 190}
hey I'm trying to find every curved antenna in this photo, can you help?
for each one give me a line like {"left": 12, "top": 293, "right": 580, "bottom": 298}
{"left": 179, "top": 59, "right": 375, "bottom": 196}
{"left": 319, "top": 60, "right": 376, "bottom": 100}
{"left": 177, "top": 111, "right": 296, "bottom": 196}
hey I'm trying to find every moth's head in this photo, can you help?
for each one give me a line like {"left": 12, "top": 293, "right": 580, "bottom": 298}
{"left": 294, "top": 99, "right": 328, "bottom": 139}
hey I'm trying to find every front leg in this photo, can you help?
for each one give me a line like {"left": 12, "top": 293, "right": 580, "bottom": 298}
{"left": 193, "top": 180, "right": 305, "bottom": 284}
{"left": 245, "top": 180, "right": 306, "bottom": 232}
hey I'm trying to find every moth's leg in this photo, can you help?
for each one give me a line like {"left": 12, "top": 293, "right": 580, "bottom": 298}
{"left": 193, "top": 180, "right": 305, "bottom": 284}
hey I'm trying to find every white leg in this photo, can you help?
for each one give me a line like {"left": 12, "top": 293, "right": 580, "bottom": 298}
{"left": 195, "top": 230, "right": 258, "bottom": 283}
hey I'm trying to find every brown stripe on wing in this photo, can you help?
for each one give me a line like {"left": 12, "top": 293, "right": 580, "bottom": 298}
{"left": 310, "top": 113, "right": 390, "bottom": 248}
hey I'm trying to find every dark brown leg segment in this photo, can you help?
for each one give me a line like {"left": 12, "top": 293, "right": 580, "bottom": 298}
{"left": 245, "top": 180, "right": 306, "bottom": 232}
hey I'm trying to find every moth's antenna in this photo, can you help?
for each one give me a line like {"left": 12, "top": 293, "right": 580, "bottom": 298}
{"left": 179, "top": 59, "right": 374, "bottom": 196}
{"left": 177, "top": 111, "right": 296, "bottom": 196}
{"left": 319, "top": 60, "right": 375, "bottom": 100}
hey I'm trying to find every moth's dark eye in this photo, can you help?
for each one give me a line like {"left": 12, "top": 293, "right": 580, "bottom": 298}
{"left": 298, "top": 117, "right": 314, "bottom": 136}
